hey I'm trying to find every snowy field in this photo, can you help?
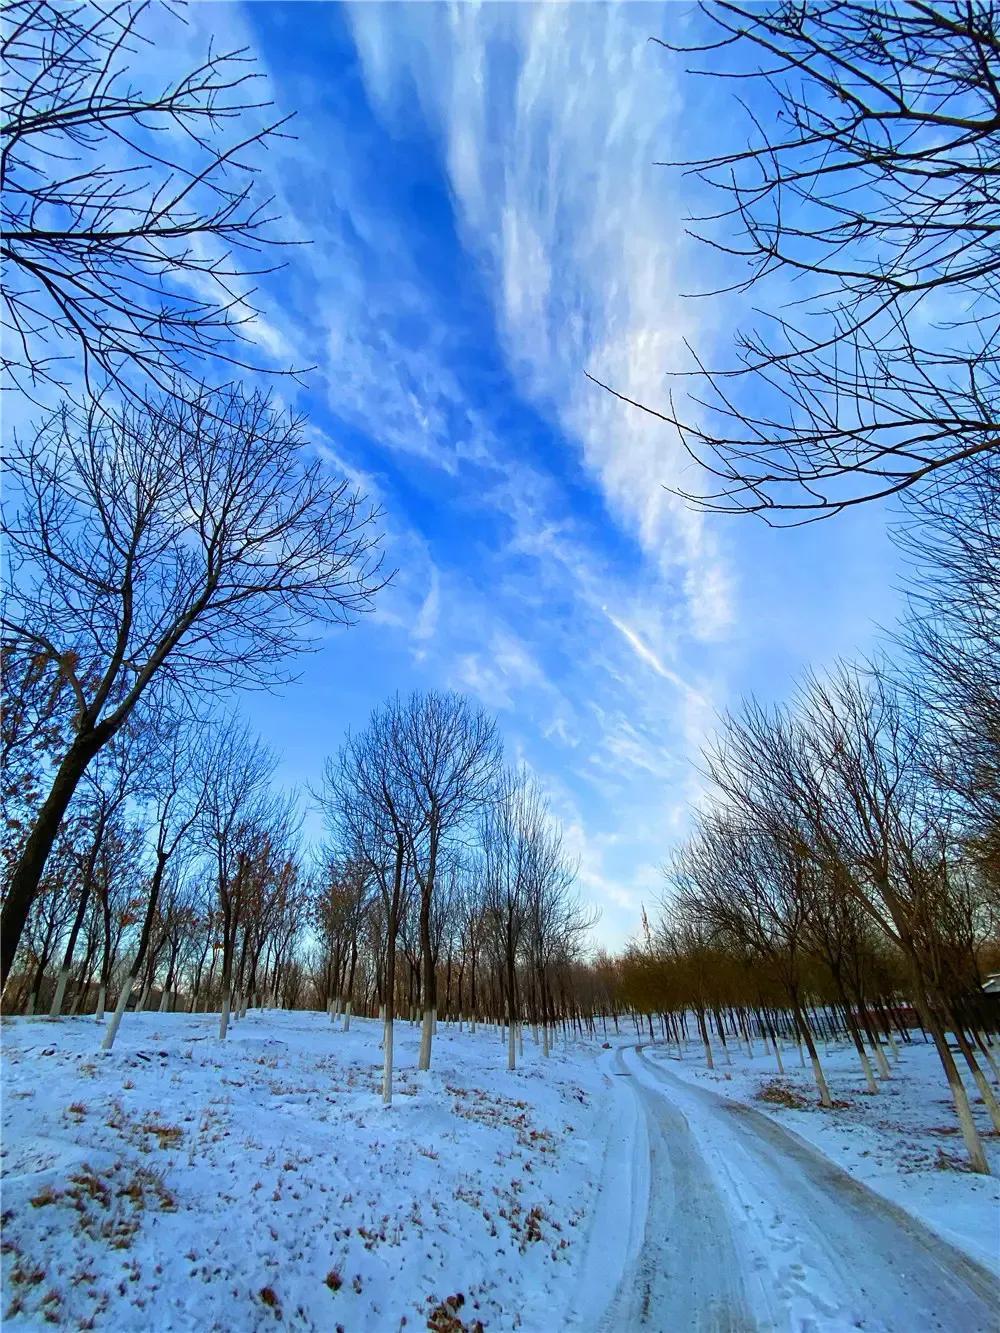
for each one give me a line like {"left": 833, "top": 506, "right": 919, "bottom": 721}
{"left": 2, "top": 1012, "right": 998, "bottom": 1331}
{"left": 0, "top": 1012, "right": 634, "bottom": 1332}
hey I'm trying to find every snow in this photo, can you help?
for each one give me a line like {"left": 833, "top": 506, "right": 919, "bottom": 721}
{"left": 3, "top": 1013, "right": 998, "bottom": 1331}
{"left": 1, "top": 1012, "right": 619, "bottom": 1331}
{"left": 614, "top": 1045, "right": 999, "bottom": 1331}
{"left": 638, "top": 1033, "right": 1000, "bottom": 1276}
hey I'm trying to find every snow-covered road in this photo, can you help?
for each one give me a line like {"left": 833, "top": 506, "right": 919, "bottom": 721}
{"left": 602, "top": 1045, "right": 1000, "bottom": 1332}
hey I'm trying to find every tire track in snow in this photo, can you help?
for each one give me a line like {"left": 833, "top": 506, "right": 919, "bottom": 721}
{"left": 599, "top": 1047, "right": 763, "bottom": 1331}
{"left": 614, "top": 1045, "right": 999, "bottom": 1332}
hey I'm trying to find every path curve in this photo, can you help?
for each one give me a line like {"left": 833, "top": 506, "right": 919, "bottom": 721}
{"left": 600, "top": 1044, "right": 999, "bottom": 1332}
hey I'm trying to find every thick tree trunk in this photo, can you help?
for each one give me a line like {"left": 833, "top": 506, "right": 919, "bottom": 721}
{"left": 948, "top": 1007, "right": 1000, "bottom": 1133}
{"left": 1, "top": 734, "right": 104, "bottom": 991}
{"left": 696, "top": 1007, "right": 714, "bottom": 1069}
{"left": 102, "top": 974, "right": 135, "bottom": 1051}
{"left": 506, "top": 954, "right": 517, "bottom": 1071}
{"left": 419, "top": 1006, "right": 435, "bottom": 1070}
{"left": 911, "top": 976, "right": 989, "bottom": 1174}
{"left": 383, "top": 926, "right": 397, "bottom": 1106}
{"left": 417, "top": 830, "right": 438, "bottom": 1072}
{"left": 792, "top": 998, "right": 833, "bottom": 1108}
{"left": 220, "top": 984, "right": 232, "bottom": 1040}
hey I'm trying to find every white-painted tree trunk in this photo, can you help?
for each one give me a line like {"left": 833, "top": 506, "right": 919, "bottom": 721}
{"left": 966, "top": 1058, "right": 1000, "bottom": 1132}
{"left": 978, "top": 1041, "right": 1000, "bottom": 1083}
{"left": 219, "top": 991, "right": 231, "bottom": 1040}
{"left": 418, "top": 1007, "right": 434, "bottom": 1070}
{"left": 382, "top": 1013, "right": 394, "bottom": 1106}
{"left": 703, "top": 1037, "right": 714, "bottom": 1070}
{"left": 809, "top": 1052, "right": 834, "bottom": 1108}
{"left": 343, "top": 1001, "right": 352, "bottom": 1032}
{"left": 542, "top": 1023, "right": 550, "bottom": 1057}
{"left": 507, "top": 1017, "right": 516, "bottom": 1071}
{"left": 458, "top": 1013, "right": 464, "bottom": 1033}
{"left": 797, "top": 1041, "right": 806, "bottom": 1069}
{"left": 517, "top": 1025, "right": 524, "bottom": 1060}
{"left": 158, "top": 989, "right": 169, "bottom": 1013}
{"left": 24, "top": 991, "right": 35, "bottom": 1016}
{"left": 871, "top": 1039, "right": 892, "bottom": 1079}
{"left": 102, "top": 977, "right": 135, "bottom": 1052}
{"left": 49, "top": 967, "right": 71, "bottom": 1019}
{"left": 138, "top": 980, "right": 152, "bottom": 1012}
{"left": 95, "top": 985, "right": 106, "bottom": 1022}
{"left": 857, "top": 1043, "right": 878, "bottom": 1094}
{"left": 772, "top": 1037, "right": 784, "bottom": 1075}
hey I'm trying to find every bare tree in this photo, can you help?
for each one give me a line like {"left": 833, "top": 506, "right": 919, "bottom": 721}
{"left": 594, "top": 2, "right": 1000, "bottom": 521}
{"left": 703, "top": 669, "right": 996, "bottom": 1172}
{"left": 1, "top": 382, "right": 384, "bottom": 989}
{"left": 199, "top": 720, "right": 291, "bottom": 1040}
{"left": 671, "top": 812, "right": 834, "bottom": 1105}
{"left": 483, "top": 769, "right": 577, "bottom": 1071}
{"left": 318, "top": 703, "right": 416, "bottom": 1106}
{"left": 394, "top": 691, "right": 501, "bottom": 1071}
{"left": 1, "top": 0, "right": 298, "bottom": 401}
{"left": 896, "top": 455, "right": 1000, "bottom": 880}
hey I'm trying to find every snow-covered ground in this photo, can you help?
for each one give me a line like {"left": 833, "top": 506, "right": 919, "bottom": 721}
{"left": 2, "top": 1012, "right": 998, "bottom": 1331}
{"left": 608, "top": 1044, "right": 998, "bottom": 1331}
{"left": 1, "top": 1011, "right": 631, "bottom": 1332}
{"left": 639, "top": 1032, "right": 1000, "bottom": 1275}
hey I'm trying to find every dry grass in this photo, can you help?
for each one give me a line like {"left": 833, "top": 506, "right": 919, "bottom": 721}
{"left": 139, "top": 1120, "right": 184, "bottom": 1149}
{"left": 756, "top": 1079, "right": 810, "bottom": 1110}
{"left": 426, "top": 1293, "right": 484, "bottom": 1333}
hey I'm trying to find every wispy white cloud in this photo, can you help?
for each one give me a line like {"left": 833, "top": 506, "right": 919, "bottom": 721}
{"left": 160, "top": 4, "right": 895, "bottom": 953}
{"left": 603, "top": 609, "right": 706, "bottom": 706}
{"left": 348, "top": 3, "right": 734, "bottom": 642}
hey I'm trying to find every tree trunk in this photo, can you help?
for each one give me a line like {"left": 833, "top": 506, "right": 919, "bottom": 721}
{"left": 696, "top": 1007, "right": 714, "bottom": 1069}
{"left": 947, "top": 1006, "right": 1000, "bottom": 1133}
{"left": 1, "top": 733, "right": 105, "bottom": 990}
{"left": 911, "top": 976, "right": 989, "bottom": 1174}
{"left": 382, "top": 925, "right": 397, "bottom": 1106}
{"left": 102, "top": 974, "right": 135, "bottom": 1051}
{"left": 220, "top": 984, "right": 232, "bottom": 1040}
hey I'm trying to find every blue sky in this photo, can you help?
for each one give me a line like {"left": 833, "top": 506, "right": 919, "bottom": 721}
{"left": 174, "top": 2, "right": 901, "bottom": 949}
